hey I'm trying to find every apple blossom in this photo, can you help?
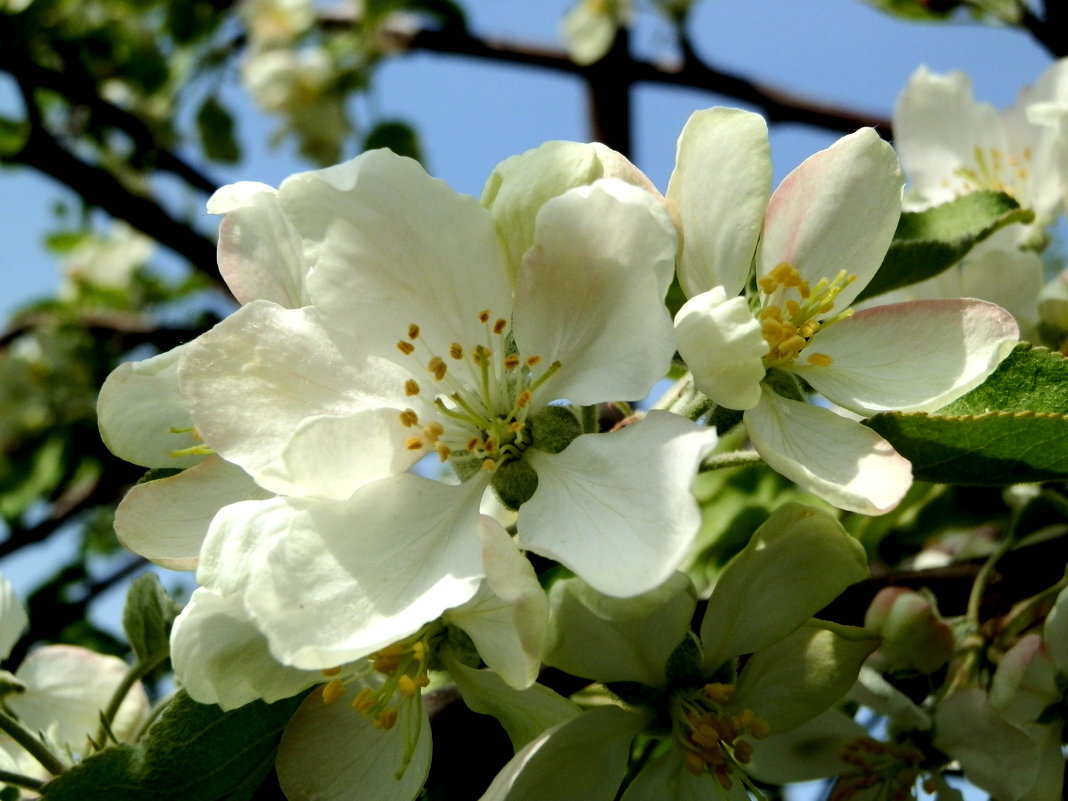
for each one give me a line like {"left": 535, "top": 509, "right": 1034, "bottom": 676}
{"left": 669, "top": 107, "right": 1019, "bottom": 514}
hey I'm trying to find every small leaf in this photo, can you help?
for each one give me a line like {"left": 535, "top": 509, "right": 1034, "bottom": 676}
{"left": 936, "top": 343, "right": 1068, "bottom": 415}
{"left": 40, "top": 690, "right": 307, "bottom": 801}
{"left": 122, "top": 573, "right": 180, "bottom": 666}
{"left": 195, "top": 96, "right": 240, "bottom": 164}
{"left": 866, "top": 410, "right": 1068, "bottom": 484}
{"left": 856, "top": 191, "right": 1033, "bottom": 303}
{"left": 362, "top": 119, "right": 424, "bottom": 164}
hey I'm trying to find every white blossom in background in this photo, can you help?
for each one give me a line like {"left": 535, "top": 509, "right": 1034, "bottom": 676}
{"left": 669, "top": 107, "right": 1019, "bottom": 514}
{"left": 59, "top": 222, "right": 153, "bottom": 299}
{"left": 560, "top": 0, "right": 631, "bottom": 65}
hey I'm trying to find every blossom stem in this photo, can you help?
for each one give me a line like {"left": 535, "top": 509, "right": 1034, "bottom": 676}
{"left": 699, "top": 450, "right": 764, "bottom": 473}
{"left": 580, "top": 404, "right": 599, "bottom": 434}
{"left": 0, "top": 707, "right": 67, "bottom": 776}
{"left": 93, "top": 653, "right": 168, "bottom": 750}
{"left": 0, "top": 768, "right": 45, "bottom": 791}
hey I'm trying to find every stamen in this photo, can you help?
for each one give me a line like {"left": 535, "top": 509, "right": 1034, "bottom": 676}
{"left": 449, "top": 343, "right": 464, "bottom": 359}
{"left": 407, "top": 323, "right": 420, "bottom": 340}
{"left": 493, "top": 318, "right": 507, "bottom": 335}
{"left": 322, "top": 679, "right": 345, "bottom": 705}
{"left": 806, "top": 353, "right": 834, "bottom": 367}
{"left": 504, "top": 354, "right": 520, "bottom": 369}
{"left": 478, "top": 310, "right": 490, "bottom": 323}
{"left": 525, "top": 356, "right": 541, "bottom": 367}
{"left": 428, "top": 357, "right": 447, "bottom": 381}
{"left": 404, "top": 437, "right": 424, "bottom": 451}
{"left": 397, "top": 341, "right": 415, "bottom": 355}
{"left": 374, "top": 709, "right": 399, "bottom": 730}
{"left": 399, "top": 409, "right": 419, "bottom": 427}
{"left": 404, "top": 379, "right": 420, "bottom": 396}
{"left": 322, "top": 667, "right": 342, "bottom": 677}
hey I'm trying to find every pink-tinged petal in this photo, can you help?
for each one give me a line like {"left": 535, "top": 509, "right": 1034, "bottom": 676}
{"left": 797, "top": 299, "right": 1018, "bottom": 414}
{"left": 520, "top": 411, "right": 719, "bottom": 597}
{"left": 667, "top": 107, "right": 772, "bottom": 298}
{"left": 893, "top": 66, "right": 1007, "bottom": 209}
{"left": 745, "top": 390, "right": 912, "bottom": 515}
{"left": 97, "top": 343, "right": 202, "bottom": 469}
{"left": 758, "top": 128, "right": 903, "bottom": 312}
{"left": 482, "top": 140, "right": 656, "bottom": 282}
{"left": 207, "top": 181, "right": 308, "bottom": 307}
{"left": 178, "top": 300, "right": 409, "bottom": 494}
{"left": 170, "top": 588, "right": 321, "bottom": 711}
{"left": 10, "top": 645, "right": 149, "bottom": 748}
{"left": 479, "top": 705, "right": 644, "bottom": 801}
{"left": 513, "top": 179, "right": 677, "bottom": 405}
{"left": 115, "top": 455, "right": 273, "bottom": 570}
{"left": 674, "top": 287, "right": 767, "bottom": 410}
{"left": 277, "top": 683, "right": 431, "bottom": 801}
{"left": 0, "top": 574, "right": 27, "bottom": 661}
{"left": 243, "top": 475, "right": 486, "bottom": 670}
{"left": 294, "top": 149, "right": 514, "bottom": 370}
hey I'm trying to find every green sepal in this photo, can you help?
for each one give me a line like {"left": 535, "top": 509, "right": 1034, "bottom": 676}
{"left": 1, "top": 786, "right": 21, "bottom": 801}
{"left": 489, "top": 458, "right": 539, "bottom": 510}
{"left": 122, "top": 573, "right": 180, "bottom": 666}
{"left": 762, "top": 368, "right": 805, "bottom": 402}
{"left": 664, "top": 633, "right": 703, "bottom": 688}
{"left": 137, "top": 467, "right": 184, "bottom": 485}
{"left": 38, "top": 690, "right": 309, "bottom": 801}
{"left": 604, "top": 680, "right": 662, "bottom": 707}
{"left": 362, "top": 120, "right": 424, "bottom": 164}
{"left": 0, "top": 670, "right": 27, "bottom": 698}
{"left": 856, "top": 191, "right": 1033, "bottom": 303}
{"left": 530, "top": 405, "right": 582, "bottom": 454}
{"left": 866, "top": 410, "right": 1068, "bottom": 484}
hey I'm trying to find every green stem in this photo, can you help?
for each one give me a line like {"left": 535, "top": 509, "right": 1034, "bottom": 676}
{"left": 93, "top": 654, "right": 167, "bottom": 750}
{"left": 0, "top": 768, "right": 45, "bottom": 791}
{"left": 580, "top": 404, "right": 599, "bottom": 434}
{"left": 0, "top": 708, "right": 67, "bottom": 776}
{"left": 698, "top": 450, "right": 764, "bottom": 473}
{"left": 133, "top": 691, "right": 176, "bottom": 742}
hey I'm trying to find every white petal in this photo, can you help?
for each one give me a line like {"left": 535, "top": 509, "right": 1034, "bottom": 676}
{"left": 208, "top": 181, "right": 308, "bottom": 307}
{"left": 745, "top": 709, "right": 866, "bottom": 785}
{"left": 620, "top": 748, "right": 748, "bottom": 801}
{"left": 543, "top": 573, "right": 696, "bottom": 686}
{"left": 178, "top": 300, "right": 408, "bottom": 494}
{"left": 758, "top": 128, "right": 903, "bottom": 312}
{"left": 1044, "top": 584, "right": 1068, "bottom": 672}
{"left": 277, "top": 684, "right": 431, "bottom": 801}
{"left": 10, "top": 645, "right": 148, "bottom": 749}
{"left": 478, "top": 705, "right": 643, "bottom": 801}
{"left": 170, "top": 588, "right": 320, "bottom": 711}
{"left": 296, "top": 150, "right": 514, "bottom": 369}
{"left": 559, "top": 3, "right": 619, "bottom": 66}
{"left": 521, "top": 411, "right": 719, "bottom": 597}
{"left": 513, "top": 179, "right": 677, "bottom": 405}
{"left": 445, "top": 654, "right": 579, "bottom": 751}
{"left": 196, "top": 496, "right": 288, "bottom": 597}
{"left": 444, "top": 517, "right": 548, "bottom": 689}
{"left": 482, "top": 140, "right": 656, "bottom": 282}
{"left": 243, "top": 475, "right": 486, "bottom": 669}
{"left": 960, "top": 248, "right": 1043, "bottom": 335}
{"left": 674, "top": 287, "right": 767, "bottom": 410}
{"left": 115, "top": 455, "right": 273, "bottom": 570}
{"left": 97, "top": 343, "right": 202, "bottom": 469}
{"left": 797, "top": 299, "right": 1018, "bottom": 414}
{"left": 667, "top": 106, "right": 772, "bottom": 298}
{"left": 0, "top": 573, "right": 27, "bottom": 661}
{"left": 745, "top": 390, "right": 912, "bottom": 514}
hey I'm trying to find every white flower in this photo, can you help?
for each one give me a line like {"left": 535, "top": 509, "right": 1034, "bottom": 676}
{"left": 59, "top": 222, "right": 153, "bottom": 298}
{"left": 894, "top": 60, "right": 1068, "bottom": 247}
{"left": 560, "top": 0, "right": 631, "bottom": 66}
{"left": 669, "top": 107, "right": 1019, "bottom": 514}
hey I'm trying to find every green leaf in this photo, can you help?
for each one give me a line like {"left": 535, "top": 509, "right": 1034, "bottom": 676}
{"left": 361, "top": 120, "right": 424, "bottom": 164}
{"left": 936, "top": 343, "right": 1068, "bottom": 415}
{"left": 195, "top": 97, "right": 240, "bottom": 165}
{"left": 122, "top": 573, "right": 180, "bottom": 666}
{"left": 865, "top": 410, "right": 1068, "bottom": 484}
{"left": 862, "top": 0, "right": 962, "bottom": 20}
{"left": 855, "top": 191, "right": 1033, "bottom": 303}
{"left": 40, "top": 691, "right": 307, "bottom": 801}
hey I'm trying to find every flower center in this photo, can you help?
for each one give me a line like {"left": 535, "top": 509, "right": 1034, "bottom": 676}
{"left": 950, "top": 144, "right": 1031, "bottom": 200}
{"left": 319, "top": 625, "right": 443, "bottom": 779}
{"left": 831, "top": 737, "right": 925, "bottom": 801}
{"left": 673, "top": 682, "right": 769, "bottom": 791}
{"left": 393, "top": 309, "right": 561, "bottom": 475}
{"left": 757, "top": 262, "right": 855, "bottom": 368}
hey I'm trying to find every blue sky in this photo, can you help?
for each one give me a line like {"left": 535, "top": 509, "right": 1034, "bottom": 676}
{"left": 0, "top": 0, "right": 1055, "bottom": 319}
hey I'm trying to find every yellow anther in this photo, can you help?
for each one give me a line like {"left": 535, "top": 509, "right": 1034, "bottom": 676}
{"left": 806, "top": 352, "right": 834, "bottom": 367}
{"left": 449, "top": 343, "right": 464, "bottom": 359}
{"left": 703, "top": 683, "right": 734, "bottom": 704}
{"left": 779, "top": 335, "right": 807, "bottom": 356}
{"left": 399, "top": 409, "right": 419, "bottom": 428}
{"left": 415, "top": 675, "right": 430, "bottom": 688}
{"left": 408, "top": 323, "right": 420, "bottom": 340}
{"left": 374, "top": 709, "right": 399, "bottom": 730}
{"left": 757, "top": 275, "right": 778, "bottom": 294}
{"left": 322, "top": 679, "right": 345, "bottom": 705}
{"left": 404, "top": 437, "right": 424, "bottom": 451}
{"left": 733, "top": 740, "right": 754, "bottom": 764}
{"left": 397, "top": 340, "right": 415, "bottom": 355}
{"left": 516, "top": 390, "right": 532, "bottom": 408}
{"left": 760, "top": 306, "right": 782, "bottom": 321}
{"left": 481, "top": 459, "right": 498, "bottom": 472}
{"left": 478, "top": 310, "right": 490, "bottom": 323}
{"left": 373, "top": 645, "right": 404, "bottom": 674}
{"left": 798, "top": 280, "right": 811, "bottom": 299}
{"left": 504, "top": 354, "right": 520, "bottom": 369}
{"left": 761, "top": 319, "right": 784, "bottom": 339}
{"left": 692, "top": 724, "right": 720, "bottom": 747}
{"left": 352, "top": 687, "right": 374, "bottom": 712}
{"left": 749, "top": 718, "right": 770, "bottom": 739}
{"left": 428, "top": 357, "right": 447, "bottom": 381}
{"left": 819, "top": 302, "right": 835, "bottom": 314}
{"left": 404, "top": 379, "right": 420, "bottom": 397}
{"left": 732, "top": 708, "right": 754, "bottom": 729}
{"left": 493, "top": 318, "right": 507, "bottom": 335}
{"left": 483, "top": 437, "right": 498, "bottom": 453}
{"left": 1023, "top": 146, "right": 1033, "bottom": 160}
{"left": 714, "top": 767, "right": 733, "bottom": 791}
{"left": 424, "top": 421, "right": 444, "bottom": 440}
{"left": 683, "top": 750, "right": 706, "bottom": 775}
{"left": 508, "top": 421, "right": 525, "bottom": 433}
{"left": 466, "top": 437, "right": 483, "bottom": 452}
{"left": 785, "top": 299, "right": 802, "bottom": 317}
{"left": 412, "top": 641, "right": 428, "bottom": 662}
{"left": 398, "top": 674, "right": 419, "bottom": 699}
{"left": 526, "top": 355, "right": 541, "bottom": 366}
{"left": 321, "top": 666, "right": 342, "bottom": 677}
{"left": 799, "top": 320, "right": 821, "bottom": 338}
{"left": 435, "top": 443, "right": 452, "bottom": 461}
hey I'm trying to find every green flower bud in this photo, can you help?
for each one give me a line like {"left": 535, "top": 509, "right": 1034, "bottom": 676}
{"left": 490, "top": 458, "right": 539, "bottom": 510}
{"left": 529, "top": 405, "right": 582, "bottom": 454}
